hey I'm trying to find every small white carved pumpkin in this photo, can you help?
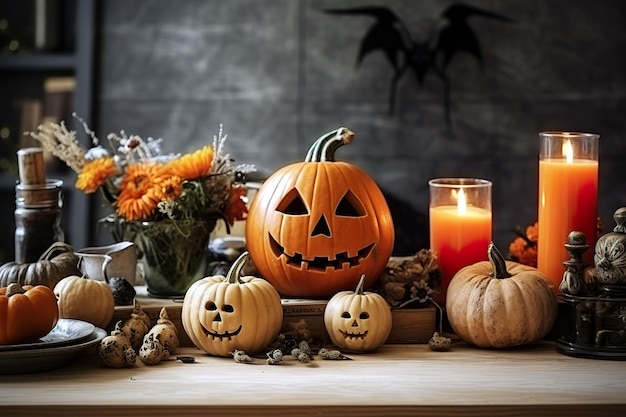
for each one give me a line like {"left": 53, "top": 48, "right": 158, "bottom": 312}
{"left": 324, "top": 274, "right": 392, "bottom": 352}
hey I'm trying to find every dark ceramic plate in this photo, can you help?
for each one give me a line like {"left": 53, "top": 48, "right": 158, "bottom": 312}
{"left": 0, "top": 327, "right": 106, "bottom": 374}
{"left": 0, "top": 319, "right": 95, "bottom": 352}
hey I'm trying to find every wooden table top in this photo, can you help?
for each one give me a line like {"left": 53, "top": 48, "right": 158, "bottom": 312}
{"left": 0, "top": 341, "right": 624, "bottom": 417}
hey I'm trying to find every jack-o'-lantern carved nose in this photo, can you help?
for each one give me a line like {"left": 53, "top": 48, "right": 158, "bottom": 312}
{"left": 311, "top": 214, "right": 331, "bottom": 237}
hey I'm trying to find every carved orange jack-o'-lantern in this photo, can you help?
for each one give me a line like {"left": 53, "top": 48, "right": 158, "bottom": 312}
{"left": 245, "top": 128, "right": 395, "bottom": 298}
{"left": 181, "top": 252, "right": 283, "bottom": 357}
{"left": 324, "top": 274, "right": 392, "bottom": 352}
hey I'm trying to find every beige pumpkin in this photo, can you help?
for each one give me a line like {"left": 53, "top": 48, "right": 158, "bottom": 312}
{"left": 324, "top": 274, "right": 392, "bottom": 352}
{"left": 182, "top": 251, "right": 283, "bottom": 357}
{"left": 54, "top": 275, "right": 115, "bottom": 329}
{"left": 446, "top": 243, "right": 558, "bottom": 348}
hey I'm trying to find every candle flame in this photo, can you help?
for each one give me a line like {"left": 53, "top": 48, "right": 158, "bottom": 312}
{"left": 563, "top": 139, "right": 574, "bottom": 163}
{"left": 457, "top": 188, "right": 467, "bottom": 215}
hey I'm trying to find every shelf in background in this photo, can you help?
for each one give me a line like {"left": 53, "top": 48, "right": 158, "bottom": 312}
{"left": 0, "top": 53, "right": 77, "bottom": 71}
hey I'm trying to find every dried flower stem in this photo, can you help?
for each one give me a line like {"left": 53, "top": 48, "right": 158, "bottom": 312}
{"left": 27, "top": 121, "right": 87, "bottom": 172}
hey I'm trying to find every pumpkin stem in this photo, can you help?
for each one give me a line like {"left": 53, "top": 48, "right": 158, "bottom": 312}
{"left": 488, "top": 242, "right": 511, "bottom": 279}
{"left": 304, "top": 127, "right": 355, "bottom": 162}
{"left": 354, "top": 274, "right": 366, "bottom": 295}
{"left": 39, "top": 242, "right": 74, "bottom": 261}
{"left": 5, "top": 283, "right": 26, "bottom": 297}
{"left": 226, "top": 251, "right": 250, "bottom": 284}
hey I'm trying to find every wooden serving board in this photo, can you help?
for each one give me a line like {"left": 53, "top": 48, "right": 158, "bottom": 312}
{"left": 110, "top": 287, "right": 436, "bottom": 346}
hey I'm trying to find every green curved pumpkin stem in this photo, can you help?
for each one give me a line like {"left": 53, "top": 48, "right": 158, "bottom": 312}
{"left": 488, "top": 242, "right": 511, "bottom": 279}
{"left": 226, "top": 251, "right": 250, "bottom": 284}
{"left": 354, "top": 274, "right": 366, "bottom": 294}
{"left": 304, "top": 127, "right": 355, "bottom": 162}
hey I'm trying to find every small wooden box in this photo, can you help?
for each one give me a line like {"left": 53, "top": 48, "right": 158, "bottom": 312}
{"left": 110, "top": 287, "right": 436, "bottom": 347}
{"left": 281, "top": 298, "right": 436, "bottom": 344}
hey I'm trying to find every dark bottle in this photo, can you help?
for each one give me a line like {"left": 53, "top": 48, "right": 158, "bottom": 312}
{"left": 15, "top": 179, "right": 65, "bottom": 263}
{"left": 14, "top": 148, "right": 64, "bottom": 263}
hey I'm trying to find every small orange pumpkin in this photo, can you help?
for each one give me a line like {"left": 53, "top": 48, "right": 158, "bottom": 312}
{"left": 182, "top": 251, "right": 283, "bottom": 357}
{"left": 446, "top": 243, "right": 558, "bottom": 348}
{"left": 324, "top": 274, "right": 392, "bottom": 352}
{"left": 246, "top": 127, "right": 395, "bottom": 298}
{"left": 0, "top": 283, "right": 59, "bottom": 345}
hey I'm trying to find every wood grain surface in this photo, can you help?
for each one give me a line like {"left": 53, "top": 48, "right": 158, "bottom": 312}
{"left": 1, "top": 342, "right": 624, "bottom": 417}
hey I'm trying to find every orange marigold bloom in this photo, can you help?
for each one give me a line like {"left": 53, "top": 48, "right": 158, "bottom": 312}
{"left": 116, "top": 163, "right": 164, "bottom": 221}
{"left": 223, "top": 185, "right": 248, "bottom": 226}
{"left": 156, "top": 175, "right": 183, "bottom": 202}
{"left": 508, "top": 222, "right": 538, "bottom": 267}
{"left": 75, "top": 156, "right": 117, "bottom": 193}
{"left": 166, "top": 145, "right": 214, "bottom": 180}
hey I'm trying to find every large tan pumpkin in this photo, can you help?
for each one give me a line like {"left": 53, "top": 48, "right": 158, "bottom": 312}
{"left": 446, "top": 243, "right": 557, "bottom": 348}
{"left": 245, "top": 127, "right": 395, "bottom": 298}
{"left": 182, "top": 252, "right": 283, "bottom": 357}
{"left": 54, "top": 275, "right": 115, "bottom": 329}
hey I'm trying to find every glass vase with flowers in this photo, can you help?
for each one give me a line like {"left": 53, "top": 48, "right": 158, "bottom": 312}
{"left": 29, "top": 118, "right": 253, "bottom": 297}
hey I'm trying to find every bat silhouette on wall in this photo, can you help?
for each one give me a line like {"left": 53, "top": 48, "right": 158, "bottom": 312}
{"left": 325, "top": 4, "right": 514, "bottom": 126}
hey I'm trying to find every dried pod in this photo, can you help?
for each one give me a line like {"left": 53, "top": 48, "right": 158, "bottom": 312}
{"left": 266, "top": 349, "right": 284, "bottom": 365}
{"left": 132, "top": 300, "right": 152, "bottom": 329}
{"left": 145, "top": 307, "right": 179, "bottom": 353}
{"left": 121, "top": 300, "right": 150, "bottom": 350}
{"left": 97, "top": 321, "right": 137, "bottom": 368}
{"left": 428, "top": 332, "right": 452, "bottom": 352}
{"left": 318, "top": 347, "right": 349, "bottom": 360}
{"left": 138, "top": 333, "right": 170, "bottom": 366}
{"left": 232, "top": 349, "right": 253, "bottom": 363}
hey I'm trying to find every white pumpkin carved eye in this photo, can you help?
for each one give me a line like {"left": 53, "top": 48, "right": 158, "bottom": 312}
{"left": 335, "top": 190, "right": 366, "bottom": 217}
{"left": 205, "top": 302, "right": 234, "bottom": 313}
{"left": 277, "top": 189, "right": 309, "bottom": 215}
{"left": 340, "top": 311, "right": 369, "bottom": 320}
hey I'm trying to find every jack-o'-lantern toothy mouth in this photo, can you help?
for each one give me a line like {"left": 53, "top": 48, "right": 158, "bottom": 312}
{"left": 200, "top": 324, "right": 242, "bottom": 341}
{"left": 268, "top": 234, "right": 375, "bottom": 271}
{"left": 339, "top": 329, "right": 369, "bottom": 339}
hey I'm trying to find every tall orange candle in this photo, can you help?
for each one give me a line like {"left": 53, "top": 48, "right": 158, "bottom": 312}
{"left": 429, "top": 178, "right": 492, "bottom": 305}
{"left": 537, "top": 132, "right": 599, "bottom": 293}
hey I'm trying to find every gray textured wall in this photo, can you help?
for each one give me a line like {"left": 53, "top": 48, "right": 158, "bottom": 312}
{"left": 93, "top": 0, "right": 626, "bottom": 255}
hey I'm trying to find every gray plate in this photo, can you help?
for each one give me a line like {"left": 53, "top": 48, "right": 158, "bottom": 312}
{"left": 0, "top": 327, "right": 106, "bottom": 374}
{"left": 0, "top": 319, "right": 95, "bottom": 351}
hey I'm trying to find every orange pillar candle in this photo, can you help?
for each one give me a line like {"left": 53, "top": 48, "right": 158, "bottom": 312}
{"left": 429, "top": 178, "right": 492, "bottom": 305}
{"left": 537, "top": 132, "right": 599, "bottom": 293}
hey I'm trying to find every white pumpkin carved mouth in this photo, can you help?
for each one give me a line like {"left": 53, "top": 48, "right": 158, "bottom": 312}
{"left": 200, "top": 324, "right": 242, "bottom": 341}
{"left": 339, "top": 329, "right": 368, "bottom": 339}
{"left": 268, "top": 234, "right": 375, "bottom": 271}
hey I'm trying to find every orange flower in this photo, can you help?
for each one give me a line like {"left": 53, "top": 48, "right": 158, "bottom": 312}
{"left": 223, "top": 185, "right": 248, "bottom": 226}
{"left": 75, "top": 156, "right": 117, "bottom": 193}
{"left": 508, "top": 222, "right": 538, "bottom": 267}
{"left": 116, "top": 163, "right": 164, "bottom": 221}
{"left": 156, "top": 175, "right": 183, "bottom": 202}
{"left": 166, "top": 145, "right": 214, "bottom": 180}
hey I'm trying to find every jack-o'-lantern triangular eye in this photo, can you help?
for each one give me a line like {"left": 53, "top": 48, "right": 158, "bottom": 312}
{"left": 335, "top": 190, "right": 366, "bottom": 217}
{"left": 277, "top": 188, "right": 309, "bottom": 215}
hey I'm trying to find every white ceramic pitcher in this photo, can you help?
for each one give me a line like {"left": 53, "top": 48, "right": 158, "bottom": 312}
{"left": 76, "top": 241, "right": 137, "bottom": 284}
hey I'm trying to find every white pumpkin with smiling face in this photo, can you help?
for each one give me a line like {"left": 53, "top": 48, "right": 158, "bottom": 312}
{"left": 181, "top": 252, "right": 283, "bottom": 357}
{"left": 324, "top": 275, "right": 393, "bottom": 352}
